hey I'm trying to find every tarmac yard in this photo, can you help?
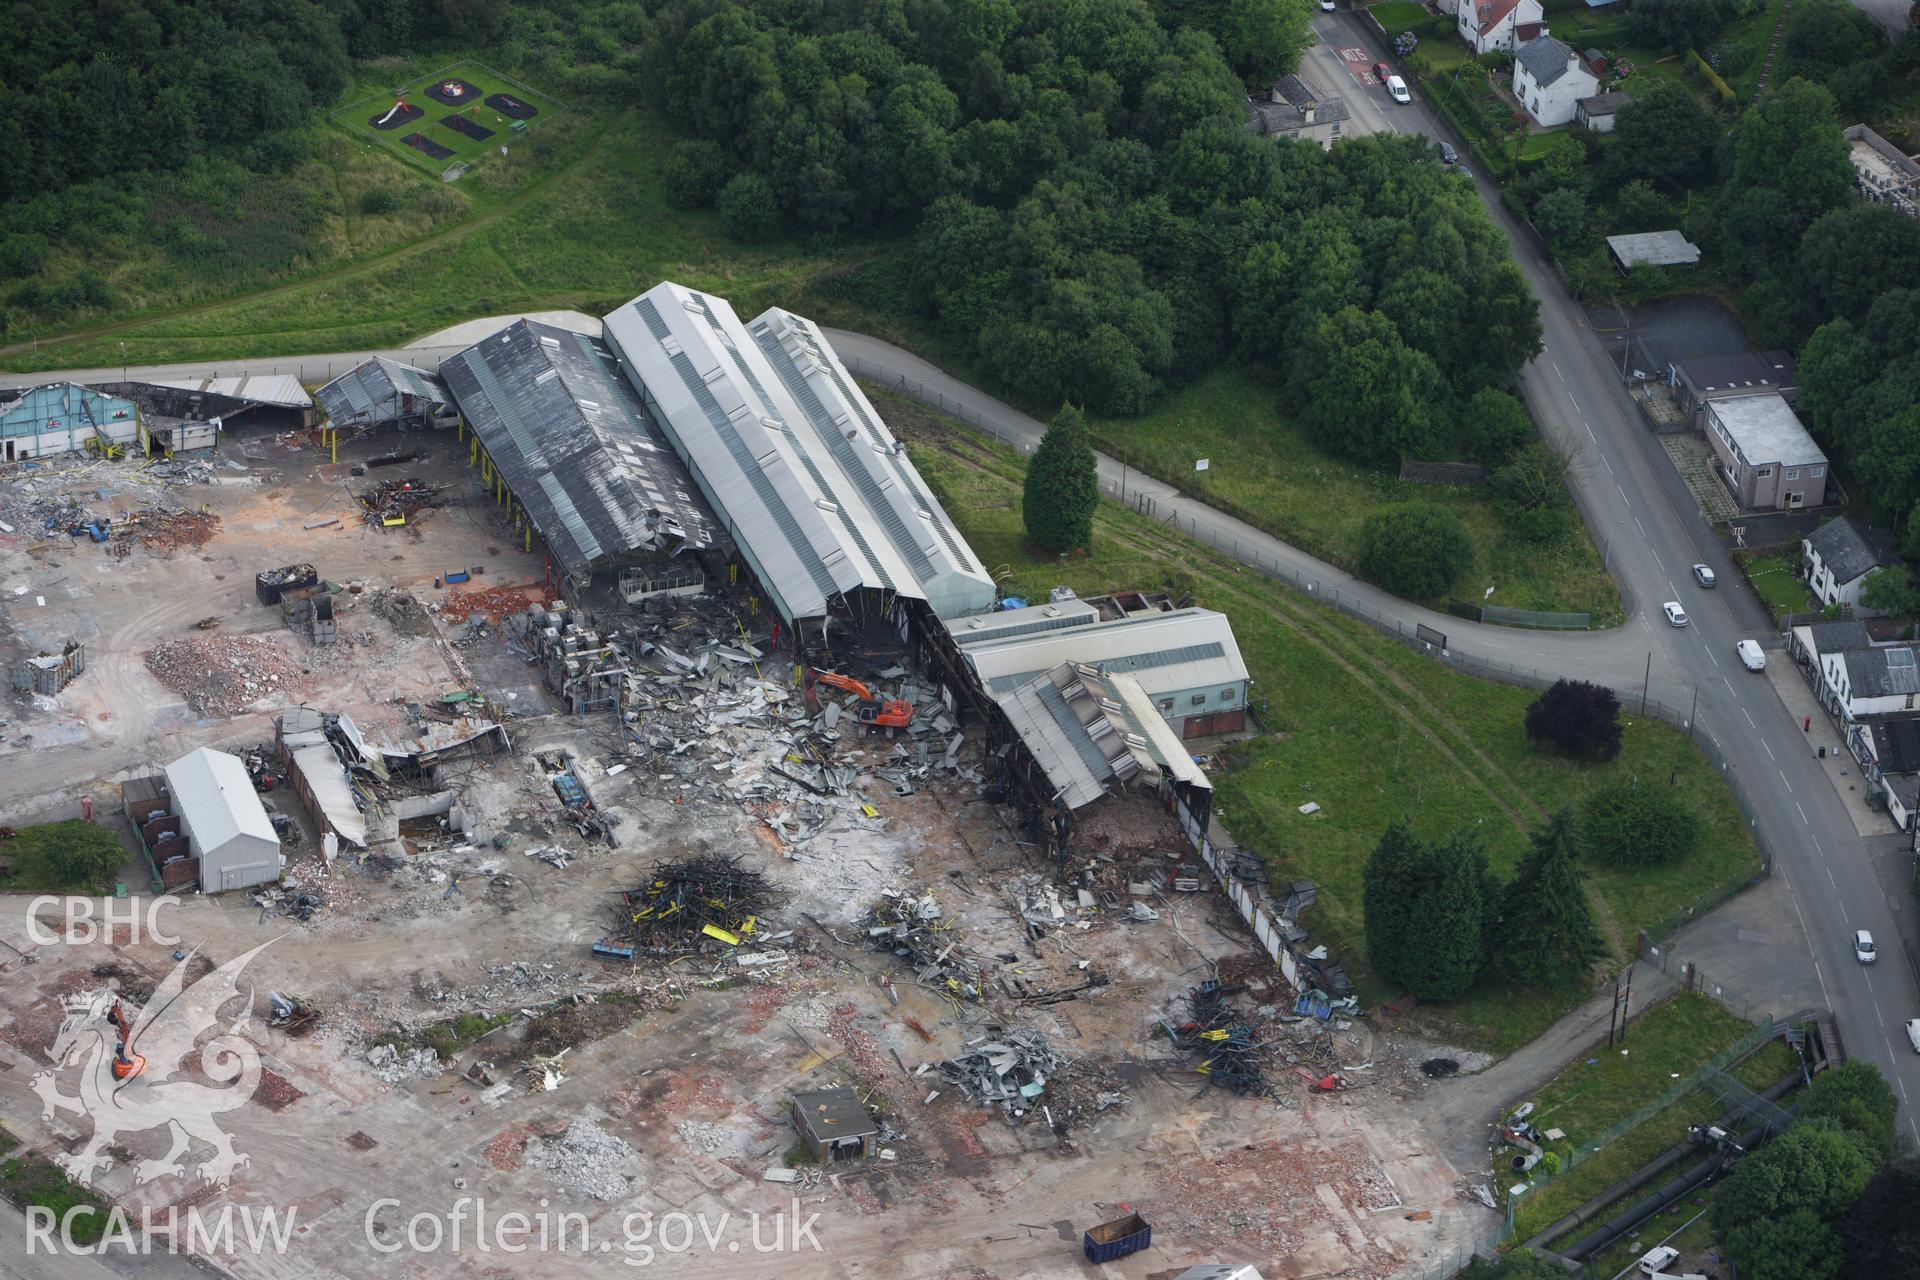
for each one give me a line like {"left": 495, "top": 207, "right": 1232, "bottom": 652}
{"left": 0, "top": 425, "right": 1487, "bottom": 1278}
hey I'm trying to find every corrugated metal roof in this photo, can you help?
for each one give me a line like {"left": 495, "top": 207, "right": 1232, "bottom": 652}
{"left": 747, "top": 308, "right": 996, "bottom": 618}
{"left": 163, "top": 747, "right": 278, "bottom": 851}
{"left": 151, "top": 374, "right": 312, "bottom": 409}
{"left": 439, "top": 319, "right": 727, "bottom": 575}
{"left": 996, "top": 663, "right": 1203, "bottom": 811}
{"left": 950, "top": 598, "right": 1100, "bottom": 646}
{"left": 314, "top": 357, "right": 448, "bottom": 428}
{"left": 0, "top": 382, "right": 138, "bottom": 439}
{"left": 967, "top": 609, "right": 1249, "bottom": 703}
{"left": 603, "top": 283, "right": 927, "bottom": 625}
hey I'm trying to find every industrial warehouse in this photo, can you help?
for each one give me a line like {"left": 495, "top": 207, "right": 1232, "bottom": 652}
{"left": 0, "top": 283, "right": 1462, "bottom": 1280}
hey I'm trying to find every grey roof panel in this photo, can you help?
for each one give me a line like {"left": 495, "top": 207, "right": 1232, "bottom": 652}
{"left": 314, "top": 357, "right": 449, "bottom": 428}
{"left": 1808, "top": 517, "right": 1897, "bottom": 586}
{"left": 439, "top": 319, "right": 727, "bottom": 575}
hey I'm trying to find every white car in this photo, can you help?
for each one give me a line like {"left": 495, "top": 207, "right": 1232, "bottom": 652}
{"left": 1906, "top": 1018, "right": 1920, "bottom": 1053}
{"left": 1736, "top": 640, "right": 1766, "bottom": 671}
{"left": 1320, "top": 0, "right": 1336, "bottom": 10}
{"left": 1385, "top": 74, "right": 1411, "bottom": 104}
{"left": 1693, "top": 564, "right": 1716, "bottom": 588}
{"left": 1856, "top": 930, "right": 1877, "bottom": 965}
{"left": 1662, "top": 601, "right": 1689, "bottom": 627}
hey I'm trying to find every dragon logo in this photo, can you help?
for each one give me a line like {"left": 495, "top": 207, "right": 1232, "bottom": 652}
{"left": 31, "top": 941, "right": 274, "bottom": 1188}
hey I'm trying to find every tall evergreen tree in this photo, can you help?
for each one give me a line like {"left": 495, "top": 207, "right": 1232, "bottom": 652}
{"left": 1363, "top": 818, "right": 1424, "bottom": 988}
{"left": 1404, "top": 830, "right": 1493, "bottom": 1001}
{"left": 1499, "top": 809, "right": 1604, "bottom": 988}
{"left": 1022, "top": 403, "right": 1099, "bottom": 553}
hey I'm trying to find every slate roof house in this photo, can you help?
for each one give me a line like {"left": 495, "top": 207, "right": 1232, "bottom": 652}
{"left": 1249, "top": 74, "right": 1350, "bottom": 148}
{"left": 1458, "top": 0, "right": 1544, "bottom": 54}
{"left": 1513, "top": 35, "right": 1600, "bottom": 127}
{"left": 1804, "top": 517, "right": 1899, "bottom": 611}
{"left": 1575, "top": 89, "right": 1630, "bottom": 132}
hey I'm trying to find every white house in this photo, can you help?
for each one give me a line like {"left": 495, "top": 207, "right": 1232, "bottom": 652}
{"left": 1458, "top": 0, "right": 1544, "bottom": 55}
{"left": 162, "top": 747, "right": 283, "bottom": 893}
{"left": 1804, "top": 516, "right": 1898, "bottom": 610}
{"left": 1818, "top": 643, "right": 1920, "bottom": 722}
{"left": 1513, "top": 35, "right": 1599, "bottom": 128}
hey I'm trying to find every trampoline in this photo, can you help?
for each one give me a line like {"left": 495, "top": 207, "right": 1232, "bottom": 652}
{"left": 438, "top": 114, "right": 495, "bottom": 142}
{"left": 484, "top": 93, "right": 538, "bottom": 120}
{"left": 401, "top": 132, "right": 455, "bottom": 161}
{"left": 369, "top": 101, "right": 422, "bottom": 131}
{"left": 424, "top": 78, "right": 480, "bottom": 107}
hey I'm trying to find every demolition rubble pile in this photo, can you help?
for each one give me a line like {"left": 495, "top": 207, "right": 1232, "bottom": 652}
{"left": 606, "top": 854, "right": 783, "bottom": 953}
{"left": 526, "top": 1117, "right": 641, "bottom": 1202}
{"left": 937, "top": 1028, "right": 1071, "bottom": 1122}
{"left": 144, "top": 633, "right": 303, "bottom": 716}
{"left": 859, "top": 888, "right": 982, "bottom": 999}
{"left": 365, "top": 1042, "right": 444, "bottom": 1084}
{"left": 1162, "top": 979, "right": 1271, "bottom": 1098}
{"left": 357, "top": 478, "right": 446, "bottom": 528}
{"left": 112, "top": 507, "right": 221, "bottom": 557}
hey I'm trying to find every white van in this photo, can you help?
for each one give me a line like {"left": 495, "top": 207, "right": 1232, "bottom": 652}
{"left": 1385, "top": 74, "right": 1411, "bottom": 104}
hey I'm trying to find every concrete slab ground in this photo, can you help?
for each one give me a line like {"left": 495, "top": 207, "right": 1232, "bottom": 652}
{"left": 409, "top": 311, "right": 603, "bottom": 349}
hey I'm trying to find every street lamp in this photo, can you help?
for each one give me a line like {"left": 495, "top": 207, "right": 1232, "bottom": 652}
{"left": 120, "top": 341, "right": 126, "bottom": 384}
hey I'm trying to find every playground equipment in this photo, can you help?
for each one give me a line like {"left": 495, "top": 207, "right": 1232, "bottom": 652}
{"left": 375, "top": 98, "right": 409, "bottom": 127}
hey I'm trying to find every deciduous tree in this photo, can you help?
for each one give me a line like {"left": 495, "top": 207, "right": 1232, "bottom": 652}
{"left": 1357, "top": 504, "right": 1474, "bottom": 599}
{"left": 1843, "top": 1156, "right": 1920, "bottom": 1279}
{"left": 1524, "top": 679, "right": 1622, "bottom": 761}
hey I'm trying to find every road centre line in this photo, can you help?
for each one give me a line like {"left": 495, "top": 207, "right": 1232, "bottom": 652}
{"left": 1797, "top": 801, "right": 1808, "bottom": 824}
{"left": 1764, "top": 739, "right": 1775, "bottom": 760}
{"left": 1743, "top": 707, "right": 1755, "bottom": 727}
{"left": 1778, "top": 769, "right": 1791, "bottom": 791}
{"left": 1706, "top": 648, "right": 1718, "bottom": 667}
{"left": 1617, "top": 484, "right": 1630, "bottom": 507}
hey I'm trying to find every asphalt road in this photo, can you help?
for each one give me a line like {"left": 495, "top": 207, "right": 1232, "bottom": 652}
{"left": 4, "top": 14, "right": 1917, "bottom": 1134}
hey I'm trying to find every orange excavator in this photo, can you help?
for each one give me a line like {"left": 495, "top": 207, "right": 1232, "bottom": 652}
{"left": 805, "top": 669, "right": 913, "bottom": 735}
{"left": 106, "top": 999, "right": 146, "bottom": 1081}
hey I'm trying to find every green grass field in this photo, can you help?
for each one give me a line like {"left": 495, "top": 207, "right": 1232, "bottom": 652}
{"left": 1090, "top": 368, "right": 1622, "bottom": 622}
{"left": 4, "top": 110, "right": 865, "bottom": 371}
{"left": 1509, "top": 994, "right": 1798, "bottom": 1242}
{"left": 331, "top": 61, "right": 564, "bottom": 180}
{"left": 882, "top": 389, "right": 1762, "bottom": 1053}
{"left": 1737, "top": 549, "right": 1813, "bottom": 619}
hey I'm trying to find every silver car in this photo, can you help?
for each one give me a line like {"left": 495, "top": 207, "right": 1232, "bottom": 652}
{"left": 1662, "top": 601, "right": 1689, "bottom": 627}
{"left": 1856, "top": 930, "right": 1877, "bottom": 965}
{"left": 1692, "top": 564, "right": 1716, "bottom": 588}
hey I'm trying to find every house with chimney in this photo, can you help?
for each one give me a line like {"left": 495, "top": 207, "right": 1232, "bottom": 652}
{"left": 1458, "top": 0, "right": 1545, "bottom": 55}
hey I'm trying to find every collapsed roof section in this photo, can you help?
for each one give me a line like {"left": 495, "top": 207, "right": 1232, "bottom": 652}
{"left": 965, "top": 608, "right": 1249, "bottom": 701}
{"left": 440, "top": 319, "right": 728, "bottom": 576}
{"left": 997, "top": 662, "right": 1210, "bottom": 810}
{"left": 314, "top": 356, "right": 450, "bottom": 429}
{"left": 603, "top": 282, "right": 942, "bottom": 627}
{"left": 149, "top": 374, "right": 313, "bottom": 411}
{"left": 745, "top": 307, "right": 995, "bottom": 619}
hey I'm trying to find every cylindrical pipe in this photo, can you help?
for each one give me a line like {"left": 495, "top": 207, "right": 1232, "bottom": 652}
{"left": 1560, "top": 1119, "right": 1769, "bottom": 1261}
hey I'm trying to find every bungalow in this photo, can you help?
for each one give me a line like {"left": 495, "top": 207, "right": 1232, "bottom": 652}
{"left": 1575, "top": 90, "right": 1630, "bottom": 133}
{"left": 1804, "top": 517, "right": 1898, "bottom": 611}
{"left": 1459, "top": 0, "right": 1545, "bottom": 55}
{"left": 1513, "top": 35, "right": 1600, "bottom": 128}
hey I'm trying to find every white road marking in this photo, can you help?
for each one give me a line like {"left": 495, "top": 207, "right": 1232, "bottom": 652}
{"left": 1635, "top": 516, "right": 1647, "bottom": 536}
{"left": 1604, "top": 455, "right": 1616, "bottom": 477}
{"left": 1706, "top": 648, "right": 1718, "bottom": 667}
{"left": 1743, "top": 707, "right": 1755, "bottom": 727}
{"left": 1827, "top": 865, "right": 1838, "bottom": 889}
{"left": 1796, "top": 801, "right": 1807, "bottom": 823}
{"left": 1812, "top": 958, "right": 1833, "bottom": 1010}
{"left": 1777, "top": 769, "right": 1791, "bottom": 791}
{"left": 1764, "top": 739, "right": 1775, "bottom": 760}
{"left": 1874, "top": 1000, "right": 1885, "bottom": 1029}
{"left": 1552, "top": 361, "right": 1563, "bottom": 378}
{"left": 1567, "top": 392, "right": 1579, "bottom": 410}
{"left": 1586, "top": 423, "right": 1597, "bottom": 443}
{"left": 1617, "top": 484, "right": 1630, "bottom": 507}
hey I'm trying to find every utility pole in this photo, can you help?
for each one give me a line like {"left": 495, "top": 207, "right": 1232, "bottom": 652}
{"left": 1687, "top": 684, "right": 1698, "bottom": 740}
{"left": 1620, "top": 964, "right": 1634, "bottom": 1042}
{"left": 1641, "top": 651, "right": 1651, "bottom": 715}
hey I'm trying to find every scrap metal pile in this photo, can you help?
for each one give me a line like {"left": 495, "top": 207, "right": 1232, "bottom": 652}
{"left": 1162, "top": 979, "right": 1272, "bottom": 1098}
{"left": 357, "top": 478, "right": 446, "bottom": 528}
{"left": 858, "top": 888, "right": 982, "bottom": 1000}
{"left": 937, "top": 1028, "right": 1070, "bottom": 1122}
{"left": 605, "top": 854, "right": 783, "bottom": 953}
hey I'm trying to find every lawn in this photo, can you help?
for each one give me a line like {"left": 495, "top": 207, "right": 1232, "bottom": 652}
{"left": 1736, "top": 548, "right": 1812, "bottom": 620}
{"left": 7, "top": 109, "right": 871, "bottom": 372}
{"left": 881, "top": 388, "right": 1763, "bottom": 1054}
{"left": 330, "top": 60, "right": 564, "bottom": 181}
{"left": 1510, "top": 1000, "right": 1799, "bottom": 1241}
{"left": 1089, "top": 367, "right": 1623, "bottom": 622}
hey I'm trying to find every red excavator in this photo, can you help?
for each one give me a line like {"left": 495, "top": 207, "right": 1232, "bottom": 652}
{"left": 805, "top": 669, "right": 913, "bottom": 735}
{"left": 105, "top": 999, "right": 146, "bottom": 1081}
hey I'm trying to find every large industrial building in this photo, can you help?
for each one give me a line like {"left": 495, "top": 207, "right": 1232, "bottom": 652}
{"left": 0, "top": 382, "right": 139, "bottom": 461}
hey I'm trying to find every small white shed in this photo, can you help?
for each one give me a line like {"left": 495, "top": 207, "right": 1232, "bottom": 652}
{"left": 162, "top": 747, "right": 282, "bottom": 892}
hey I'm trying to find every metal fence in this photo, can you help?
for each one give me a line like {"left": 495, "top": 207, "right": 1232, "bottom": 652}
{"left": 1507, "top": 1017, "right": 1778, "bottom": 1232}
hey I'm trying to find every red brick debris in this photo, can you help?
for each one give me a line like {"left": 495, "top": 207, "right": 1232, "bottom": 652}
{"left": 437, "top": 583, "right": 545, "bottom": 623}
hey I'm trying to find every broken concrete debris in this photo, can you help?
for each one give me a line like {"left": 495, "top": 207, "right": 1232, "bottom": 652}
{"left": 144, "top": 633, "right": 302, "bottom": 716}
{"left": 365, "top": 1042, "right": 444, "bottom": 1084}
{"left": 524, "top": 1116, "right": 640, "bottom": 1202}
